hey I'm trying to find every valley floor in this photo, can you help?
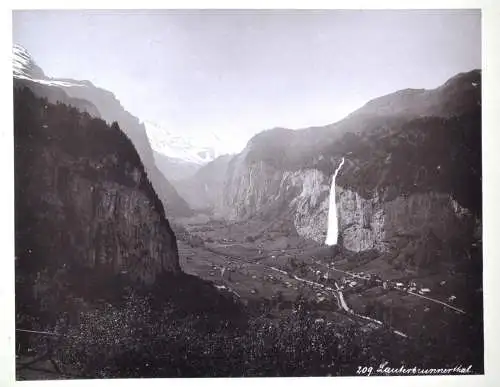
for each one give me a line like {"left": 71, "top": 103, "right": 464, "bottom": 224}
{"left": 175, "top": 215, "right": 484, "bottom": 373}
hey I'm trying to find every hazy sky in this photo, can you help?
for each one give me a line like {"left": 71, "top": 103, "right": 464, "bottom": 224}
{"left": 13, "top": 9, "right": 481, "bottom": 152}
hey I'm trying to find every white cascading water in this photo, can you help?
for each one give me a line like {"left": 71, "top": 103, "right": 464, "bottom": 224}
{"left": 325, "top": 157, "right": 345, "bottom": 246}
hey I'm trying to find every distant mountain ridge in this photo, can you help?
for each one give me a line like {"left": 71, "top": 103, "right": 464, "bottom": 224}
{"left": 144, "top": 120, "right": 235, "bottom": 187}
{"left": 344, "top": 69, "right": 481, "bottom": 121}
{"left": 144, "top": 120, "right": 228, "bottom": 165}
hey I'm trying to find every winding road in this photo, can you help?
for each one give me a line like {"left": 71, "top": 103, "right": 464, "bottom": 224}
{"left": 192, "top": 243, "right": 410, "bottom": 339}
{"left": 182, "top": 238, "right": 414, "bottom": 339}
{"left": 314, "top": 260, "right": 466, "bottom": 315}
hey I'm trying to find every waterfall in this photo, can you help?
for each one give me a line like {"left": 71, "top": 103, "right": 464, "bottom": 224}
{"left": 325, "top": 157, "right": 345, "bottom": 246}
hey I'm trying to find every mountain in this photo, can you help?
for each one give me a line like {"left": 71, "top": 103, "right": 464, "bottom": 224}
{"left": 144, "top": 120, "right": 233, "bottom": 191}
{"left": 13, "top": 45, "right": 101, "bottom": 118}
{"left": 144, "top": 120, "right": 227, "bottom": 165}
{"left": 182, "top": 70, "right": 482, "bottom": 272}
{"left": 174, "top": 154, "right": 235, "bottom": 211}
{"left": 153, "top": 150, "right": 201, "bottom": 182}
{"left": 344, "top": 70, "right": 481, "bottom": 121}
{"left": 14, "top": 86, "right": 182, "bottom": 335}
{"left": 14, "top": 86, "right": 180, "bottom": 284}
{"left": 13, "top": 44, "right": 46, "bottom": 80}
{"left": 12, "top": 44, "right": 192, "bottom": 219}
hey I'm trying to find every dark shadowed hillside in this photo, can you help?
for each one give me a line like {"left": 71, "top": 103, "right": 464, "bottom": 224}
{"left": 49, "top": 79, "right": 194, "bottom": 219}
{"left": 14, "top": 78, "right": 101, "bottom": 118}
{"left": 14, "top": 88, "right": 246, "bottom": 376}
{"left": 15, "top": 86, "right": 180, "bottom": 296}
{"left": 241, "top": 69, "right": 481, "bottom": 201}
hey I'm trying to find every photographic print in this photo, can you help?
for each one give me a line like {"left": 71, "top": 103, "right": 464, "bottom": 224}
{"left": 12, "top": 9, "right": 483, "bottom": 379}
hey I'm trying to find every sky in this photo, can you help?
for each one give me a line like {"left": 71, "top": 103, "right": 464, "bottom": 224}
{"left": 12, "top": 9, "right": 481, "bottom": 153}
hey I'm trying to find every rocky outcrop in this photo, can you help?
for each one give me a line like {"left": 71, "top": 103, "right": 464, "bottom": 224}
{"left": 44, "top": 81, "right": 192, "bottom": 218}
{"left": 336, "top": 188, "right": 475, "bottom": 254}
{"left": 15, "top": 87, "right": 180, "bottom": 285}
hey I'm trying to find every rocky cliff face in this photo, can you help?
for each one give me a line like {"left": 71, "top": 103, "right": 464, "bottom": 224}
{"left": 188, "top": 70, "right": 482, "bottom": 270}
{"left": 336, "top": 188, "right": 475, "bottom": 254}
{"left": 212, "top": 159, "right": 476, "bottom": 258}
{"left": 15, "top": 87, "right": 180, "bottom": 286}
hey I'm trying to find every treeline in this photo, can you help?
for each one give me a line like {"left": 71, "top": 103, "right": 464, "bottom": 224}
{"left": 334, "top": 112, "right": 482, "bottom": 216}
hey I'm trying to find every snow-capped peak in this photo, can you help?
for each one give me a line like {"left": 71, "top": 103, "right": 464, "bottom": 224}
{"left": 12, "top": 44, "right": 86, "bottom": 88}
{"left": 13, "top": 43, "right": 46, "bottom": 80}
{"left": 12, "top": 44, "right": 245, "bottom": 164}
{"left": 144, "top": 121, "right": 233, "bottom": 165}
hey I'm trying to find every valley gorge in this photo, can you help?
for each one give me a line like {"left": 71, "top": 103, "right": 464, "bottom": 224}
{"left": 13, "top": 44, "right": 483, "bottom": 378}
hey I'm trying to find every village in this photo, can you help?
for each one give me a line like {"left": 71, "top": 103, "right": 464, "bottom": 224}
{"left": 305, "top": 260, "right": 461, "bottom": 305}
{"left": 176, "top": 220, "right": 469, "bottom": 346}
